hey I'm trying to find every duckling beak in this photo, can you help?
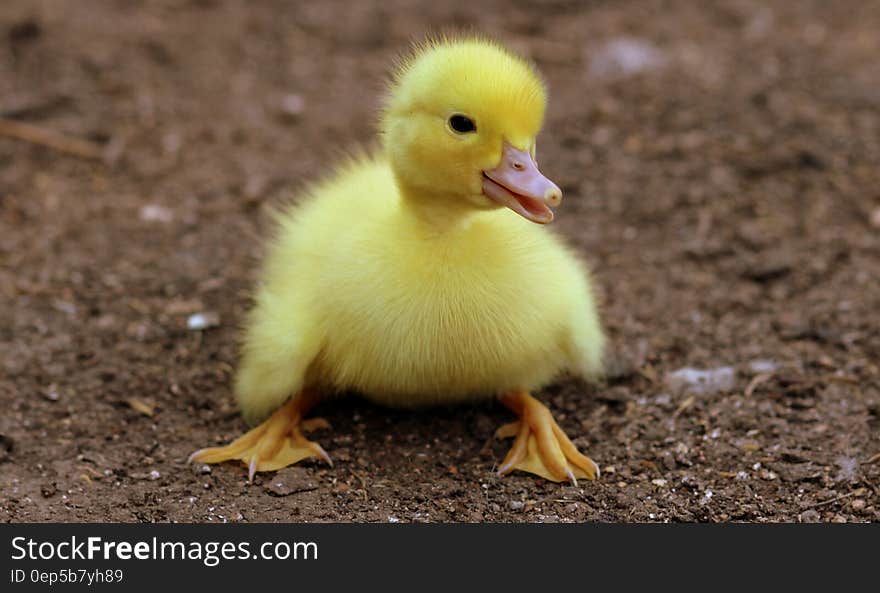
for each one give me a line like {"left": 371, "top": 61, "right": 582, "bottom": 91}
{"left": 482, "top": 142, "right": 562, "bottom": 224}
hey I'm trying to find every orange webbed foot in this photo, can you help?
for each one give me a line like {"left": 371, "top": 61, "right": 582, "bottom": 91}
{"left": 494, "top": 390, "right": 599, "bottom": 485}
{"left": 189, "top": 393, "right": 331, "bottom": 482}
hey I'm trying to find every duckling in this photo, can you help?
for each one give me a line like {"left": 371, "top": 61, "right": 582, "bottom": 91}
{"left": 190, "top": 37, "right": 605, "bottom": 485}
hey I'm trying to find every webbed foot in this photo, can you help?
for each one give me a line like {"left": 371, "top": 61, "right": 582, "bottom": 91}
{"left": 495, "top": 390, "right": 598, "bottom": 485}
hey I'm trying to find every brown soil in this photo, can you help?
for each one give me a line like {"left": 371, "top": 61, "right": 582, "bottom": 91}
{"left": 2, "top": 0, "right": 879, "bottom": 523}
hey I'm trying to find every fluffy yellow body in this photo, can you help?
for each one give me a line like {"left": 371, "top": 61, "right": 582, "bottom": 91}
{"left": 235, "top": 157, "right": 603, "bottom": 422}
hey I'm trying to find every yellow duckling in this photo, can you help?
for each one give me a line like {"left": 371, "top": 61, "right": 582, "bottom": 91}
{"left": 190, "top": 37, "right": 605, "bottom": 484}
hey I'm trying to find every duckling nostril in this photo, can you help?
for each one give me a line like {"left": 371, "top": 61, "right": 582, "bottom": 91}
{"left": 544, "top": 188, "right": 562, "bottom": 207}
{"left": 512, "top": 162, "right": 525, "bottom": 171}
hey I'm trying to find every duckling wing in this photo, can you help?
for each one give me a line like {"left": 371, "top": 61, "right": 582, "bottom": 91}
{"left": 563, "top": 263, "right": 605, "bottom": 380}
{"left": 233, "top": 287, "right": 323, "bottom": 424}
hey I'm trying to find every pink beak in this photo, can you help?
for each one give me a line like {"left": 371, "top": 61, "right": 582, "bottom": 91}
{"left": 482, "top": 142, "right": 562, "bottom": 224}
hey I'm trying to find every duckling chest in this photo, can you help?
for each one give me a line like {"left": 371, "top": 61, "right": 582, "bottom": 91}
{"left": 313, "top": 238, "right": 572, "bottom": 399}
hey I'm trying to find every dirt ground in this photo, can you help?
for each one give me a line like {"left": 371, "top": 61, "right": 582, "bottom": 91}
{"left": 1, "top": 0, "right": 879, "bottom": 523}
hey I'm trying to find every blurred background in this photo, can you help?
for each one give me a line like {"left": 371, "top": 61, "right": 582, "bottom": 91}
{"left": 1, "top": 0, "right": 878, "bottom": 523}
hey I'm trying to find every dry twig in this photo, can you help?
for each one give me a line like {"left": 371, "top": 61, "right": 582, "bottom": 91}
{"left": 0, "top": 117, "right": 103, "bottom": 160}
{"left": 672, "top": 394, "right": 695, "bottom": 418}
{"left": 745, "top": 372, "right": 774, "bottom": 397}
{"left": 803, "top": 491, "right": 855, "bottom": 510}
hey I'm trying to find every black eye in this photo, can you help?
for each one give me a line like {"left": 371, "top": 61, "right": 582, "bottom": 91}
{"left": 448, "top": 114, "right": 476, "bottom": 134}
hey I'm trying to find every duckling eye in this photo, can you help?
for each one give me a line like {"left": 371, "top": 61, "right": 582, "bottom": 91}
{"left": 448, "top": 114, "right": 477, "bottom": 134}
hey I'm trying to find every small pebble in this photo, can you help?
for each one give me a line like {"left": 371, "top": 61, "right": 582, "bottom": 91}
{"left": 279, "top": 93, "right": 306, "bottom": 119}
{"left": 509, "top": 501, "right": 524, "bottom": 510}
{"left": 748, "top": 359, "right": 778, "bottom": 373}
{"left": 162, "top": 131, "right": 182, "bottom": 155}
{"left": 834, "top": 456, "right": 860, "bottom": 482}
{"left": 666, "top": 366, "right": 736, "bottom": 395}
{"left": 588, "top": 37, "right": 665, "bottom": 79}
{"left": 799, "top": 509, "right": 820, "bottom": 523}
{"left": 148, "top": 470, "right": 161, "bottom": 480}
{"left": 139, "top": 204, "right": 174, "bottom": 223}
{"left": 187, "top": 312, "right": 221, "bottom": 331}
{"left": 699, "top": 489, "right": 713, "bottom": 505}
{"left": 651, "top": 478, "right": 668, "bottom": 487}
{"left": 851, "top": 499, "right": 866, "bottom": 511}
{"left": 199, "top": 465, "right": 212, "bottom": 475}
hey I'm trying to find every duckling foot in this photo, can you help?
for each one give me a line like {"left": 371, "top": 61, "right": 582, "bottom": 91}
{"left": 494, "top": 390, "right": 599, "bottom": 485}
{"left": 189, "top": 394, "right": 332, "bottom": 482}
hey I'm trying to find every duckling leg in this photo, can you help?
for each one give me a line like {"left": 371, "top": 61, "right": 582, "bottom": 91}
{"left": 495, "top": 390, "right": 599, "bottom": 485}
{"left": 189, "top": 389, "right": 331, "bottom": 481}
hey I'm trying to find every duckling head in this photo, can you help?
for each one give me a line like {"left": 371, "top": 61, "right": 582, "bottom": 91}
{"left": 382, "top": 37, "right": 562, "bottom": 224}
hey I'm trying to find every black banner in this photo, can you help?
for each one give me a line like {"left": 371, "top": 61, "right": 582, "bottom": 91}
{"left": 1, "top": 523, "right": 876, "bottom": 589}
